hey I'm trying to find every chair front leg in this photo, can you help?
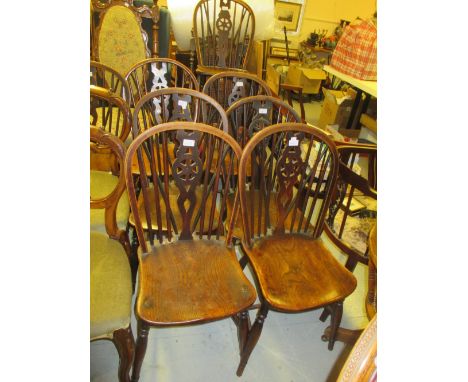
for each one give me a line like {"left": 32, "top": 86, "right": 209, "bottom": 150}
{"left": 131, "top": 320, "right": 150, "bottom": 382}
{"left": 113, "top": 325, "right": 135, "bottom": 382}
{"left": 328, "top": 301, "right": 344, "bottom": 350}
{"left": 237, "top": 310, "right": 251, "bottom": 355}
{"left": 236, "top": 304, "right": 269, "bottom": 377}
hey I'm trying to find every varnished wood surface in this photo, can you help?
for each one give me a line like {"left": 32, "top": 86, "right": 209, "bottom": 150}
{"left": 243, "top": 233, "right": 356, "bottom": 311}
{"left": 135, "top": 240, "right": 257, "bottom": 324}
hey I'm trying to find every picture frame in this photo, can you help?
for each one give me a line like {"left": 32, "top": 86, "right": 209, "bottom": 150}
{"left": 274, "top": 0, "right": 304, "bottom": 34}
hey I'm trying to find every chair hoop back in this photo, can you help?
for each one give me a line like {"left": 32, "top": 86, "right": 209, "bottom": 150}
{"left": 193, "top": 0, "right": 255, "bottom": 70}
{"left": 238, "top": 123, "right": 339, "bottom": 247}
{"left": 125, "top": 58, "right": 200, "bottom": 107}
{"left": 125, "top": 121, "right": 242, "bottom": 252}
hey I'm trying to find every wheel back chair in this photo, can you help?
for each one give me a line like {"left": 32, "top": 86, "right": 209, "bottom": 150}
{"left": 192, "top": 0, "right": 255, "bottom": 83}
{"left": 125, "top": 121, "right": 257, "bottom": 381}
{"left": 90, "top": 127, "right": 134, "bottom": 382}
{"left": 235, "top": 123, "right": 358, "bottom": 376}
{"left": 224, "top": 95, "right": 301, "bottom": 254}
{"left": 127, "top": 88, "right": 230, "bottom": 260}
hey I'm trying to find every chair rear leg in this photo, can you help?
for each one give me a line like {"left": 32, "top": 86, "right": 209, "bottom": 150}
{"left": 236, "top": 304, "right": 269, "bottom": 377}
{"left": 237, "top": 310, "right": 251, "bottom": 354}
{"left": 113, "top": 326, "right": 135, "bottom": 382}
{"left": 131, "top": 320, "right": 150, "bottom": 382}
{"left": 328, "top": 301, "right": 343, "bottom": 350}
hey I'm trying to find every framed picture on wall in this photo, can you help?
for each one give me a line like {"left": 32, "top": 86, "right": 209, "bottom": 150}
{"left": 274, "top": 0, "right": 304, "bottom": 33}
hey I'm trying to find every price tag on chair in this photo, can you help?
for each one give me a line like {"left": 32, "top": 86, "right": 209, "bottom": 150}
{"left": 183, "top": 139, "right": 195, "bottom": 147}
{"left": 288, "top": 137, "right": 299, "bottom": 146}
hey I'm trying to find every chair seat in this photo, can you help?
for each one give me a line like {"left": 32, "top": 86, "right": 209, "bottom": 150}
{"left": 90, "top": 170, "right": 130, "bottom": 232}
{"left": 128, "top": 184, "right": 220, "bottom": 232}
{"left": 135, "top": 240, "right": 256, "bottom": 325}
{"left": 90, "top": 231, "right": 133, "bottom": 339}
{"left": 242, "top": 233, "right": 357, "bottom": 312}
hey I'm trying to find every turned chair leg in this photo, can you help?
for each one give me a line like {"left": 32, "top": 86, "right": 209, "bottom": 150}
{"left": 236, "top": 304, "right": 269, "bottom": 377}
{"left": 237, "top": 310, "right": 251, "bottom": 354}
{"left": 113, "top": 326, "right": 135, "bottom": 382}
{"left": 131, "top": 320, "right": 150, "bottom": 382}
{"left": 328, "top": 301, "right": 343, "bottom": 350}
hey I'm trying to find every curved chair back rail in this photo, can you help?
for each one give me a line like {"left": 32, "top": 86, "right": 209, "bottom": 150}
{"left": 91, "top": 85, "right": 132, "bottom": 143}
{"left": 125, "top": 57, "right": 200, "bottom": 107}
{"left": 131, "top": 87, "right": 229, "bottom": 138}
{"left": 193, "top": 0, "right": 255, "bottom": 71}
{"left": 202, "top": 71, "right": 272, "bottom": 111}
{"left": 226, "top": 95, "right": 301, "bottom": 146}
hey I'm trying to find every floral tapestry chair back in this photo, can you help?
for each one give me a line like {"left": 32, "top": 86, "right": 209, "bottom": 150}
{"left": 91, "top": 0, "right": 159, "bottom": 80}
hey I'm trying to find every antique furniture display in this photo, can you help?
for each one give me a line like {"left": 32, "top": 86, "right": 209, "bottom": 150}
{"left": 202, "top": 71, "right": 272, "bottom": 112}
{"left": 193, "top": 0, "right": 255, "bottom": 80}
{"left": 125, "top": 121, "right": 257, "bottom": 382}
{"left": 125, "top": 57, "right": 199, "bottom": 107}
{"left": 90, "top": 127, "right": 134, "bottom": 382}
{"left": 235, "top": 123, "right": 357, "bottom": 376}
{"left": 91, "top": 0, "right": 159, "bottom": 77}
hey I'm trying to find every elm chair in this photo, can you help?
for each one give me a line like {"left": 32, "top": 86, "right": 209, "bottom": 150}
{"left": 127, "top": 88, "right": 230, "bottom": 262}
{"left": 125, "top": 57, "right": 199, "bottom": 108}
{"left": 90, "top": 127, "right": 134, "bottom": 382}
{"left": 125, "top": 121, "right": 257, "bottom": 382}
{"left": 224, "top": 95, "right": 301, "bottom": 249}
{"left": 193, "top": 0, "right": 255, "bottom": 83}
{"left": 322, "top": 142, "right": 377, "bottom": 344}
{"left": 235, "top": 123, "right": 358, "bottom": 376}
{"left": 91, "top": 60, "right": 131, "bottom": 101}
{"left": 202, "top": 71, "right": 272, "bottom": 111}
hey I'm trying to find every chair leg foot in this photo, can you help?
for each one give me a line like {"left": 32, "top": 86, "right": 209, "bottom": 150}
{"left": 113, "top": 326, "right": 135, "bottom": 382}
{"left": 236, "top": 305, "right": 269, "bottom": 377}
{"left": 131, "top": 320, "right": 150, "bottom": 382}
{"left": 328, "top": 301, "right": 343, "bottom": 350}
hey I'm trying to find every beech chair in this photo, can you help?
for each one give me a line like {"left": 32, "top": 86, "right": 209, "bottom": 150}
{"left": 91, "top": 60, "right": 131, "bottom": 101}
{"left": 235, "top": 123, "right": 357, "bottom": 376}
{"left": 321, "top": 142, "right": 377, "bottom": 344}
{"left": 125, "top": 121, "right": 257, "bottom": 382}
{"left": 193, "top": 0, "right": 255, "bottom": 82}
{"left": 203, "top": 71, "right": 272, "bottom": 112}
{"left": 90, "top": 127, "right": 134, "bottom": 382}
{"left": 125, "top": 57, "right": 199, "bottom": 108}
{"left": 224, "top": 95, "right": 301, "bottom": 245}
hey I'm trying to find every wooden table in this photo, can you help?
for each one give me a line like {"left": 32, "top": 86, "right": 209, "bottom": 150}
{"left": 323, "top": 65, "right": 377, "bottom": 130}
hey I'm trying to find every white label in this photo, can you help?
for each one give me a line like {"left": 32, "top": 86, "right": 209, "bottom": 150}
{"left": 90, "top": 71, "right": 93, "bottom": 77}
{"left": 235, "top": 81, "right": 244, "bottom": 87}
{"left": 259, "top": 108, "right": 268, "bottom": 114}
{"left": 183, "top": 139, "right": 195, "bottom": 147}
{"left": 178, "top": 100, "right": 188, "bottom": 109}
{"left": 288, "top": 137, "right": 299, "bottom": 146}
